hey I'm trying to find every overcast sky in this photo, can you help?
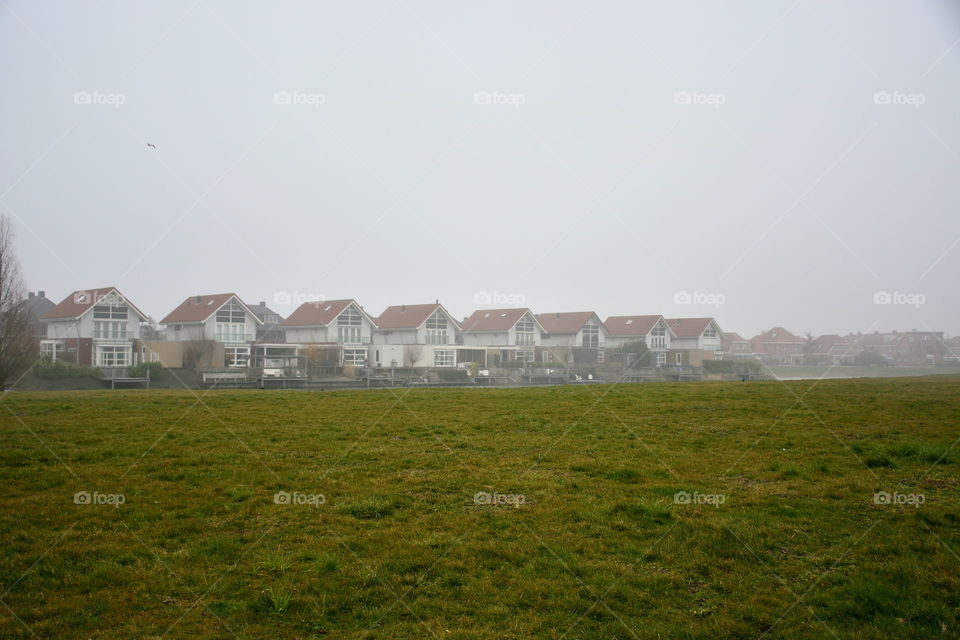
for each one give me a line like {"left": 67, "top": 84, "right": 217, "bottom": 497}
{"left": 2, "top": 0, "right": 959, "bottom": 338}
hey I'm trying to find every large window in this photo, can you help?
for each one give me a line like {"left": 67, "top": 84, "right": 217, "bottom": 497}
{"left": 94, "top": 321, "right": 128, "bottom": 339}
{"left": 582, "top": 320, "right": 599, "bottom": 349}
{"left": 337, "top": 306, "right": 363, "bottom": 344}
{"left": 40, "top": 341, "right": 64, "bottom": 361}
{"left": 650, "top": 322, "right": 666, "bottom": 349}
{"left": 225, "top": 346, "right": 249, "bottom": 367}
{"left": 516, "top": 349, "right": 534, "bottom": 363}
{"left": 433, "top": 349, "right": 455, "bottom": 367}
{"left": 425, "top": 310, "right": 448, "bottom": 344}
{"left": 516, "top": 315, "right": 535, "bottom": 346}
{"left": 98, "top": 345, "right": 129, "bottom": 367}
{"left": 216, "top": 323, "right": 248, "bottom": 342}
{"left": 216, "top": 299, "right": 246, "bottom": 323}
{"left": 703, "top": 326, "right": 718, "bottom": 339}
{"left": 343, "top": 348, "right": 366, "bottom": 365}
{"left": 656, "top": 352, "right": 666, "bottom": 366}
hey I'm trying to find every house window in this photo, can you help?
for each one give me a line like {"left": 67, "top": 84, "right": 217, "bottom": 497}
{"left": 650, "top": 322, "right": 666, "bottom": 349}
{"left": 343, "top": 348, "right": 366, "bottom": 365}
{"left": 40, "top": 340, "right": 64, "bottom": 361}
{"left": 703, "top": 326, "right": 718, "bottom": 339}
{"left": 225, "top": 346, "right": 249, "bottom": 367}
{"left": 94, "top": 321, "right": 128, "bottom": 339}
{"left": 597, "top": 349, "right": 604, "bottom": 363}
{"left": 541, "top": 350, "right": 553, "bottom": 363}
{"left": 93, "top": 301, "right": 128, "bottom": 320}
{"left": 150, "top": 352, "right": 160, "bottom": 363}
{"left": 675, "top": 352, "right": 683, "bottom": 365}
{"left": 216, "top": 323, "right": 248, "bottom": 343}
{"left": 425, "top": 310, "right": 448, "bottom": 345}
{"left": 582, "top": 320, "right": 599, "bottom": 349}
{"left": 516, "top": 349, "right": 534, "bottom": 363}
{"left": 216, "top": 299, "right": 246, "bottom": 323}
{"left": 98, "top": 345, "right": 129, "bottom": 367}
{"left": 434, "top": 349, "right": 455, "bottom": 367}
{"left": 656, "top": 352, "right": 666, "bottom": 366}
{"left": 516, "top": 315, "right": 535, "bottom": 346}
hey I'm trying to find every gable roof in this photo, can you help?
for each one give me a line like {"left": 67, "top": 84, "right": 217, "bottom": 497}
{"left": 375, "top": 303, "right": 461, "bottom": 330}
{"left": 26, "top": 292, "right": 55, "bottom": 320}
{"left": 536, "top": 311, "right": 602, "bottom": 335}
{"left": 665, "top": 317, "right": 717, "bottom": 338}
{"left": 41, "top": 287, "right": 147, "bottom": 321}
{"left": 721, "top": 331, "right": 751, "bottom": 352}
{"left": 811, "top": 334, "right": 851, "bottom": 355}
{"left": 751, "top": 326, "right": 804, "bottom": 344}
{"left": 604, "top": 315, "right": 665, "bottom": 337}
{"left": 160, "top": 293, "right": 262, "bottom": 325}
{"left": 247, "top": 301, "right": 284, "bottom": 323}
{"left": 281, "top": 299, "right": 374, "bottom": 328}
{"left": 461, "top": 308, "right": 541, "bottom": 333}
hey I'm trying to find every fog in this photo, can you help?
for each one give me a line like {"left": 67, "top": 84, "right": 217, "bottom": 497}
{"left": 2, "top": 0, "right": 959, "bottom": 338}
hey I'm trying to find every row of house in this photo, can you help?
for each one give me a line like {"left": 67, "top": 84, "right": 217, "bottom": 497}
{"left": 33, "top": 288, "right": 727, "bottom": 370}
{"left": 32, "top": 287, "right": 951, "bottom": 370}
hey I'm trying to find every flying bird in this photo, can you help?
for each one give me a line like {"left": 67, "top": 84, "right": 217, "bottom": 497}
{"left": 146, "top": 143, "right": 156, "bottom": 150}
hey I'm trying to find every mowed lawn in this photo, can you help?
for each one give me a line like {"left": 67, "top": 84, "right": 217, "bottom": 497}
{"left": 1, "top": 378, "right": 959, "bottom": 639}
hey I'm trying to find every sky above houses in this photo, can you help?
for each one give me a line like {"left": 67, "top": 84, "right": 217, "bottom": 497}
{"left": 2, "top": 0, "right": 959, "bottom": 338}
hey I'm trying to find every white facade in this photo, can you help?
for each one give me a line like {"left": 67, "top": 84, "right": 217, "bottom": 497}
{"left": 540, "top": 318, "right": 607, "bottom": 349}
{"left": 605, "top": 318, "right": 673, "bottom": 351}
{"left": 40, "top": 290, "right": 145, "bottom": 367}
{"left": 371, "top": 307, "right": 459, "bottom": 367}
{"left": 460, "top": 312, "right": 542, "bottom": 348}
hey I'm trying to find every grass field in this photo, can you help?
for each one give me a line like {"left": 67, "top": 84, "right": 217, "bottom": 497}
{"left": 1, "top": 377, "right": 959, "bottom": 639}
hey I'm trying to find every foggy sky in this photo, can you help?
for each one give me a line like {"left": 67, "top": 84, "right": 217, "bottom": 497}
{"left": 2, "top": 0, "right": 959, "bottom": 338}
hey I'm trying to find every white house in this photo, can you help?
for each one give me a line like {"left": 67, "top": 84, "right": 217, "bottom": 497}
{"left": 160, "top": 293, "right": 262, "bottom": 367}
{"left": 281, "top": 299, "right": 378, "bottom": 366}
{"left": 665, "top": 317, "right": 723, "bottom": 365}
{"left": 40, "top": 287, "right": 148, "bottom": 367}
{"left": 535, "top": 311, "right": 609, "bottom": 364}
{"left": 371, "top": 302, "right": 461, "bottom": 367}
{"left": 460, "top": 308, "right": 545, "bottom": 364}
{"left": 604, "top": 315, "right": 674, "bottom": 366}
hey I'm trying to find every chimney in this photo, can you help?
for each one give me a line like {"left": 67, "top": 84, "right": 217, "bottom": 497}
{"left": 435, "top": 299, "right": 439, "bottom": 304}
{"left": 259, "top": 301, "right": 265, "bottom": 307}
{"left": 28, "top": 292, "right": 35, "bottom": 298}
{"left": 196, "top": 295, "right": 202, "bottom": 303}
{"left": 401, "top": 305, "right": 406, "bottom": 312}
{"left": 555, "top": 312, "right": 560, "bottom": 319}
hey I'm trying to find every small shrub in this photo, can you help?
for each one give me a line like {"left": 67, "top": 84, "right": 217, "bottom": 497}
{"left": 35, "top": 358, "right": 100, "bottom": 380}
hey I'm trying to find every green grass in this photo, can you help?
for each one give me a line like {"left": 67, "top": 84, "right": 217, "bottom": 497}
{"left": 1, "top": 377, "right": 959, "bottom": 638}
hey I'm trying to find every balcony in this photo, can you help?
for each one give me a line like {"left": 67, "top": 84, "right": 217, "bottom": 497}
{"left": 93, "top": 331, "right": 134, "bottom": 341}
{"left": 216, "top": 333, "right": 253, "bottom": 343}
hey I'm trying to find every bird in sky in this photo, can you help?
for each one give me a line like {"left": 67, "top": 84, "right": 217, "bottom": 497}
{"left": 146, "top": 143, "right": 156, "bottom": 150}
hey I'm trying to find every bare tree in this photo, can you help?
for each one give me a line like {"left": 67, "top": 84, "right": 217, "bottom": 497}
{"left": 404, "top": 344, "right": 423, "bottom": 367}
{"left": 0, "top": 216, "right": 36, "bottom": 389}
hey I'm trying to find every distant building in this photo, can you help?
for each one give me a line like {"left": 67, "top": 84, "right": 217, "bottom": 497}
{"left": 281, "top": 299, "right": 377, "bottom": 366}
{"left": 247, "top": 300, "right": 286, "bottom": 342}
{"left": 40, "top": 287, "right": 148, "bottom": 367}
{"left": 460, "top": 308, "right": 545, "bottom": 365}
{"left": 372, "top": 302, "right": 462, "bottom": 367}
{"left": 536, "top": 311, "right": 608, "bottom": 365}
{"left": 808, "top": 334, "right": 854, "bottom": 365}
{"left": 160, "top": 293, "right": 262, "bottom": 367}
{"left": 604, "top": 315, "right": 673, "bottom": 366}
{"left": 847, "top": 330, "right": 944, "bottom": 366}
{"left": 665, "top": 317, "right": 723, "bottom": 366}
{"left": 25, "top": 291, "right": 54, "bottom": 341}
{"left": 749, "top": 327, "right": 805, "bottom": 364}
{"left": 720, "top": 331, "right": 755, "bottom": 360}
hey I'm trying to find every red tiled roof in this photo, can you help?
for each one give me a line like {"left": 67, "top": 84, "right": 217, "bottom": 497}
{"left": 665, "top": 317, "right": 716, "bottom": 338}
{"left": 604, "top": 315, "right": 663, "bottom": 337}
{"left": 41, "top": 287, "right": 147, "bottom": 321}
{"left": 751, "top": 326, "right": 804, "bottom": 344}
{"left": 281, "top": 299, "right": 367, "bottom": 328}
{"left": 461, "top": 308, "right": 538, "bottom": 332}
{"left": 375, "top": 303, "right": 460, "bottom": 330}
{"left": 535, "top": 312, "right": 600, "bottom": 335}
{"left": 721, "top": 331, "right": 750, "bottom": 352}
{"left": 160, "top": 293, "right": 261, "bottom": 325}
